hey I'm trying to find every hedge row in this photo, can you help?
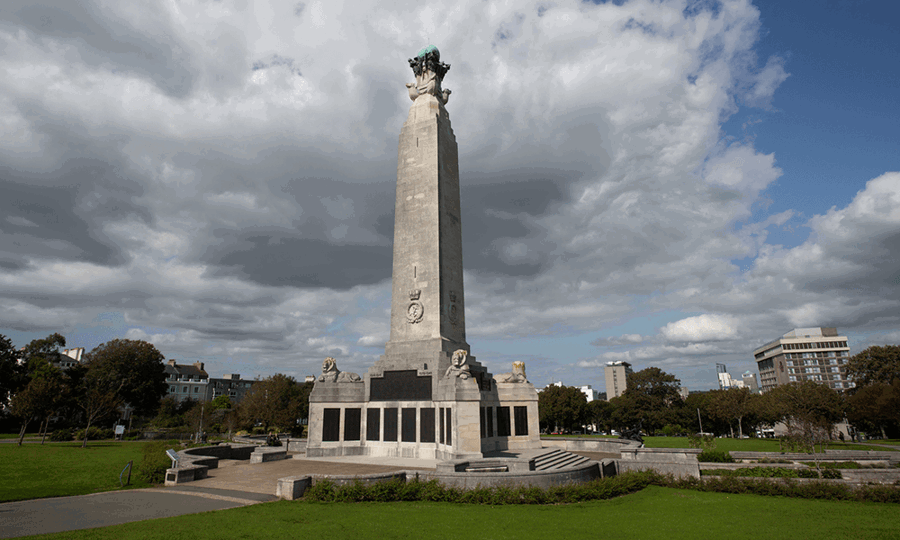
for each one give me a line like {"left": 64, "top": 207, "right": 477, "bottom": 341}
{"left": 702, "top": 467, "right": 842, "bottom": 479}
{"left": 302, "top": 471, "right": 900, "bottom": 505}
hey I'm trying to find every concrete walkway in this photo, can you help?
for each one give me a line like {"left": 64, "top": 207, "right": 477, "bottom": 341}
{"left": 0, "top": 455, "right": 435, "bottom": 539}
{"left": 0, "top": 489, "right": 265, "bottom": 539}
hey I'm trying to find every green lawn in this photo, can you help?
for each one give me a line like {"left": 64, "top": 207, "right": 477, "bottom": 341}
{"left": 23, "top": 485, "right": 900, "bottom": 540}
{"left": 542, "top": 435, "right": 899, "bottom": 452}
{"left": 0, "top": 442, "right": 152, "bottom": 502}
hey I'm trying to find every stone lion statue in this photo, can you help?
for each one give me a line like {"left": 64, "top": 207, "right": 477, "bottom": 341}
{"left": 318, "top": 357, "right": 361, "bottom": 383}
{"left": 444, "top": 349, "right": 471, "bottom": 380}
{"left": 493, "top": 361, "right": 528, "bottom": 384}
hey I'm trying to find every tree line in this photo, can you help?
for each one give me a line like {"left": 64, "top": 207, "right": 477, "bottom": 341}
{"left": 0, "top": 333, "right": 313, "bottom": 446}
{"left": 539, "top": 345, "right": 900, "bottom": 442}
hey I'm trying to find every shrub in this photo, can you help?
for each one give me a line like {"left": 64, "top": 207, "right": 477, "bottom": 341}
{"left": 697, "top": 450, "right": 734, "bottom": 463}
{"left": 687, "top": 433, "right": 717, "bottom": 451}
{"left": 302, "top": 472, "right": 656, "bottom": 504}
{"left": 75, "top": 426, "right": 114, "bottom": 441}
{"left": 50, "top": 428, "right": 74, "bottom": 442}
{"left": 136, "top": 440, "right": 180, "bottom": 485}
{"left": 701, "top": 466, "right": 841, "bottom": 479}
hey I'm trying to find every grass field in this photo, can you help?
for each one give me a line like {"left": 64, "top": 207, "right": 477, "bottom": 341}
{"left": 0, "top": 442, "right": 151, "bottom": 502}
{"left": 24, "top": 485, "right": 900, "bottom": 540}
{"left": 542, "top": 435, "right": 899, "bottom": 452}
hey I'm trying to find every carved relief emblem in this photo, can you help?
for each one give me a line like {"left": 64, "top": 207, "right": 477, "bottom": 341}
{"left": 448, "top": 291, "right": 459, "bottom": 327}
{"left": 407, "top": 302, "right": 424, "bottom": 323}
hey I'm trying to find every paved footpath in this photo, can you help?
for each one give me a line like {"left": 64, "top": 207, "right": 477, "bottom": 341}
{"left": 0, "top": 455, "right": 434, "bottom": 539}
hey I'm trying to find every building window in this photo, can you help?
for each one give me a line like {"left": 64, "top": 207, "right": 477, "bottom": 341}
{"left": 789, "top": 376, "right": 796, "bottom": 382}
{"left": 182, "top": 386, "right": 187, "bottom": 393}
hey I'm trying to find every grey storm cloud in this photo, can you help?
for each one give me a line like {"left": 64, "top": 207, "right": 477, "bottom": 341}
{"left": 1, "top": 1, "right": 199, "bottom": 98}
{"left": 0, "top": 0, "right": 896, "bottom": 387}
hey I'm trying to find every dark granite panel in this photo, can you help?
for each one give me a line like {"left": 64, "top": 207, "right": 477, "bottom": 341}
{"left": 487, "top": 406, "right": 494, "bottom": 438}
{"left": 344, "top": 408, "right": 361, "bottom": 441}
{"left": 420, "top": 408, "right": 435, "bottom": 443}
{"left": 401, "top": 408, "right": 416, "bottom": 442}
{"left": 323, "top": 408, "right": 341, "bottom": 442}
{"left": 366, "top": 408, "right": 380, "bottom": 441}
{"left": 497, "top": 406, "right": 511, "bottom": 437}
{"left": 384, "top": 407, "right": 398, "bottom": 442}
{"left": 514, "top": 406, "right": 528, "bottom": 436}
{"left": 369, "top": 370, "right": 432, "bottom": 401}
{"left": 480, "top": 407, "right": 486, "bottom": 438}
{"left": 439, "top": 407, "right": 445, "bottom": 444}
{"left": 445, "top": 407, "right": 452, "bottom": 445}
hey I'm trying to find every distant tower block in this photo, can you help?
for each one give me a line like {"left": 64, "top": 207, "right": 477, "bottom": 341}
{"left": 306, "top": 46, "right": 541, "bottom": 460}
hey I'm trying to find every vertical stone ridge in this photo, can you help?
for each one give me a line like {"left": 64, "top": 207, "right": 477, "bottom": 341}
{"left": 382, "top": 94, "right": 468, "bottom": 361}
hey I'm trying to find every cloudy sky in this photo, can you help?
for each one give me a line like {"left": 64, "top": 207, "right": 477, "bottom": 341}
{"left": 1, "top": 0, "right": 897, "bottom": 392}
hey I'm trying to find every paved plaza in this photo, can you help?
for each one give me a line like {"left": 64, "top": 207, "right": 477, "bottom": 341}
{"left": 0, "top": 454, "right": 435, "bottom": 539}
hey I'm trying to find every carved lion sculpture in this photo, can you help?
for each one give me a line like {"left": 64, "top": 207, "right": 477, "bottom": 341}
{"left": 493, "top": 361, "right": 528, "bottom": 383}
{"left": 318, "top": 357, "right": 361, "bottom": 383}
{"left": 444, "top": 349, "right": 471, "bottom": 379}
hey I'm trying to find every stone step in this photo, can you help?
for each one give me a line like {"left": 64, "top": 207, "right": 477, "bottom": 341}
{"left": 533, "top": 450, "right": 591, "bottom": 471}
{"left": 532, "top": 449, "right": 564, "bottom": 469}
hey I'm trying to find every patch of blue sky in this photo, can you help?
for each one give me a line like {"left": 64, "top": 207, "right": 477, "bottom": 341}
{"left": 722, "top": 0, "right": 899, "bottom": 221}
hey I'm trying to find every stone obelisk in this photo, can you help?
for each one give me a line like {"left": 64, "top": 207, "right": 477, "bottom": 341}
{"left": 306, "top": 46, "right": 540, "bottom": 461}
{"left": 381, "top": 46, "right": 470, "bottom": 363}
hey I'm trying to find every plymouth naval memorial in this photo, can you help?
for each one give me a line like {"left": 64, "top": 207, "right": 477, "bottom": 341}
{"left": 306, "top": 46, "right": 541, "bottom": 460}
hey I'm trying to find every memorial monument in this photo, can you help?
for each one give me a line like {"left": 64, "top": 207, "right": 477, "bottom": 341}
{"left": 307, "top": 46, "right": 541, "bottom": 460}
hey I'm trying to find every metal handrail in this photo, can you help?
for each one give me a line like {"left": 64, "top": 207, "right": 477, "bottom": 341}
{"left": 119, "top": 460, "right": 133, "bottom": 487}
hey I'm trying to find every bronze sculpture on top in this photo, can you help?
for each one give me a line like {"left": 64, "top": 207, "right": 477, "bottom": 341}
{"left": 406, "top": 45, "right": 452, "bottom": 104}
{"left": 306, "top": 46, "right": 540, "bottom": 460}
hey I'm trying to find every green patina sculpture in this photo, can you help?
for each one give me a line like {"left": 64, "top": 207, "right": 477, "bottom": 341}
{"left": 407, "top": 45, "right": 451, "bottom": 104}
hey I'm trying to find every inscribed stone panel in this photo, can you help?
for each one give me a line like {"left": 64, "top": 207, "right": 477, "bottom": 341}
{"left": 497, "top": 406, "right": 511, "bottom": 437}
{"left": 369, "top": 370, "right": 432, "bottom": 401}
{"left": 384, "top": 407, "right": 398, "bottom": 442}
{"left": 323, "top": 408, "right": 341, "bottom": 442}
{"left": 402, "top": 408, "right": 416, "bottom": 442}
{"left": 420, "top": 408, "right": 435, "bottom": 443}
{"left": 344, "top": 408, "right": 361, "bottom": 441}
{"left": 445, "top": 408, "right": 452, "bottom": 445}
{"left": 366, "top": 408, "right": 381, "bottom": 441}
{"left": 514, "top": 406, "right": 528, "bottom": 436}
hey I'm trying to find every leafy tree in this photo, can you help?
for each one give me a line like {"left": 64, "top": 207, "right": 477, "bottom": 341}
{"left": 9, "top": 361, "right": 67, "bottom": 445}
{"left": 766, "top": 381, "right": 843, "bottom": 476}
{"left": 585, "top": 398, "right": 614, "bottom": 434}
{"left": 846, "top": 381, "right": 900, "bottom": 439}
{"left": 0, "top": 334, "right": 20, "bottom": 409}
{"left": 296, "top": 381, "right": 314, "bottom": 425}
{"left": 83, "top": 340, "right": 168, "bottom": 417}
{"left": 239, "top": 374, "right": 305, "bottom": 434}
{"left": 76, "top": 365, "right": 125, "bottom": 448}
{"left": 615, "top": 367, "right": 684, "bottom": 434}
{"left": 151, "top": 396, "right": 196, "bottom": 429}
{"left": 20, "top": 333, "right": 67, "bottom": 375}
{"left": 707, "top": 388, "right": 753, "bottom": 438}
{"left": 846, "top": 345, "right": 900, "bottom": 388}
{"left": 210, "top": 395, "right": 233, "bottom": 411}
{"left": 538, "top": 385, "right": 588, "bottom": 432}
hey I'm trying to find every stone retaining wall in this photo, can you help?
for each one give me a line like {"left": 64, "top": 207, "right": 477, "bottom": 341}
{"left": 618, "top": 448, "right": 701, "bottom": 478}
{"left": 275, "top": 459, "right": 612, "bottom": 500}
{"left": 164, "top": 443, "right": 259, "bottom": 486}
{"left": 540, "top": 437, "right": 640, "bottom": 453}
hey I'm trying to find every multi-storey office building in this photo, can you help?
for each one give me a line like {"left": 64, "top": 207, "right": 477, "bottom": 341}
{"left": 754, "top": 327, "right": 852, "bottom": 393}
{"left": 605, "top": 361, "right": 633, "bottom": 399}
